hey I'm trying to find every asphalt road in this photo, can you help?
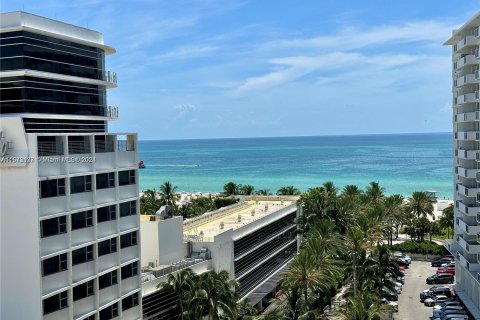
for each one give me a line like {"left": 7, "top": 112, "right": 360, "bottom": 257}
{"left": 395, "top": 260, "right": 444, "bottom": 320}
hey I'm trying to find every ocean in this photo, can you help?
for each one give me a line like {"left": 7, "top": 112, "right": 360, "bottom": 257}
{"left": 138, "top": 133, "right": 453, "bottom": 199}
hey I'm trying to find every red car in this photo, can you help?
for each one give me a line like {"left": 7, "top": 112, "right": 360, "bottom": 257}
{"left": 437, "top": 265, "right": 455, "bottom": 275}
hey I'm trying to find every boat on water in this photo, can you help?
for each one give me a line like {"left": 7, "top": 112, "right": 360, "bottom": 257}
{"left": 138, "top": 160, "right": 145, "bottom": 169}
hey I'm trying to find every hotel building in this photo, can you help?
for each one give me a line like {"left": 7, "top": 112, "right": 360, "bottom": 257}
{"left": 445, "top": 11, "right": 480, "bottom": 318}
{"left": 140, "top": 198, "right": 300, "bottom": 319}
{"left": 0, "top": 12, "right": 141, "bottom": 320}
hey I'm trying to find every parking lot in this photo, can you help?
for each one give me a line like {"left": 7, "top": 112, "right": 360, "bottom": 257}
{"left": 395, "top": 260, "right": 445, "bottom": 320}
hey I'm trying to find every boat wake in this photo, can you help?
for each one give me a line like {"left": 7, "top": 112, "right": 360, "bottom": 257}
{"left": 147, "top": 164, "right": 200, "bottom": 168}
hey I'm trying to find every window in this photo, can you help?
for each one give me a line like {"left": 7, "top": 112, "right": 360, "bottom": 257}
{"left": 121, "top": 261, "right": 138, "bottom": 279}
{"left": 120, "top": 231, "right": 137, "bottom": 249}
{"left": 68, "top": 136, "right": 91, "bottom": 154}
{"left": 99, "top": 303, "right": 118, "bottom": 320}
{"left": 118, "top": 170, "right": 135, "bottom": 186}
{"left": 42, "top": 253, "right": 67, "bottom": 276}
{"left": 97, "top": 205, "right": 116, "bottom": 223}
{"left": 71, "top": 210, "right": 93, "bottom": 230}
{"left": 85, "top": 315, "right": 96, "bottom": 320}
{"left": 99, "top": 270, "right": 118, "bottom": 289}
{"left": 122, "top": 292, "right": 139, "bottom": 311}
{"left": 70, "top": 175, "right": 92, "bottom": 193}
{"left": 120, "top": 201, "right": 136, "bottom": 217}
{"left": 72, "top": 245, "right": 94, "bottom": 265}
{"left": 95, "top": 135, "right": 114, "bottom": 153}
{"left": 43, "top": 291, "right": 68, "bottom": 315}
{"left": 96, "top": 172, "right": 115, "bottom": 189}
{"left": 40, "top": 216, "right": 66, "bottom": 237}
{"left": 98, "top": 238, "right": 117, "bottom": 256}
{"left": 40, "top": 178, "right": 65, "bottom": 198}
{"left": 73, "top": 280, "right": 94, "bottom": 301}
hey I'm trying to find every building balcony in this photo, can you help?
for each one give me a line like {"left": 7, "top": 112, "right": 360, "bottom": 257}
{"left": 98, "top": 220, "right": 118, "bottom": 239}
{"left": 455, "top": 131, "right": 480, "bottom": 141}
{"left": 71, "top": 226, "right": 95, "bottom": 247}
{"left": 70, "top": 191, "right": 94, "bottom": 211}
{"left": 41, "top": 270, "right": 69, "bottom": 296}
{"left": 456, "top": 149, "right": 479, "bottom": 160}
{"left": 72, "top": 260, "right": 96, "bottom": 283}
{"left": 98, "top": 252, "right": 120, "bottom": 273}
{"left": 455, "top": 92, "right": 479, "bottom": 105}
{"left": 455, "top": 111, "right": 480, "bottom": 122}
{"left": 455, "top": 73, "right": 479, "bottom": 87}
{"left": 96, "top": 188, "right": 117, "bottom": 205}
{"left": 121, "top": 305, "right": 141, "bottom": 320}
{"left": 73, "top": 295, "right": 96, "bottom": 319}
{"left": 457, "top": 166, "right": 479, "bottom": 179}
{"left": 455, "top": 35, "right": 480, "bottom": 52}
{"left": 99, "top": 284, "right": 120, "bottom": 306}
{"left": 119, "top": 184, "right": 137, "bottom": 200}
{"left": 121, "top": 245, "right": 139, "bottom": 263}
{"left": 104, "top": 106, "right": 118, "bottom": 120}
{"left": 457, "top": 218, "right": 480, "bottom": 236}
{"left": 456, "top": 200, "right": 480, "bottom": 217}
{"left": 458, "top": 234, "right": 480, "bottom": 255}
{"left": 455, "top": 55, "right": 478, "bottom": 69}
{"left": 40, "top": 233, "right": 69, "bottom": 257}
{"left": 456, "top": 183, "right": 480, "bottom": 197}
{"left": 121, "top": 275, "right": 140, "bottom": 295}
{"left": 39, "top": 195, "right": 68, "bottom": 217}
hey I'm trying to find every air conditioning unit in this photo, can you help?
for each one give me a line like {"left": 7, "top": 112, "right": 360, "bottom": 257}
{"left": 220, "top": 222, "right": 224, "bottom": 229}
{"left": 251, "top": 209, "right": 255, "bottom": 216}
{"left": 148, "top": 262, "right": 155, "bottom": 268}
{"left": 237, "top": 215, "right": 242, "bottom": 222}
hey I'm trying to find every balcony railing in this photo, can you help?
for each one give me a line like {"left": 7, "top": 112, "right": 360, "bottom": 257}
{"left": 68, "top": 140, "right": 91, "bottom": 154}
{"left": 103, "top": 71, "right": 117, "bottom": 84}
{"left": 38, "top": 141, "right": 64, "bottom": 156}
{"left": 104, "top": 106, "right": 118, "bottom": 119}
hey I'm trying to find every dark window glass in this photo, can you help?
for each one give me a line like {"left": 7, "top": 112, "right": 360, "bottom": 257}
{"left": 72, "top": 245, "right": 94, "bottom": 265}
{"left": 40, "top": 216, "right": 67, "bottom": 237}
{"left": 120, "top": 231, "right": 137, "bottom": 249}
{"left": 68, "top": 136, "right": 91, "bottom": 154}
{"left": 85, "top": 315, "right": 95, "bottom": 320}
{"left": 118, "top": 170, "right": 135, "bottom": 186}
{"left": 40, "top": 179, "right": 65, "bottom": 198}
{"left": 95, "top": 136, "right": 114, "bottom": 153}
{"left": 71, "top": 210, "right": 93, "bottom": 230}
{"left": 121, "top": 261, "right": 138, "bottom": 280}
{"left": 43, "top": 291, "right": 68, "bottom": 315}
{"left": 73, "top": 280, "right": 94, "bottom": 301}
{"left": 70, "top": 175, "right": 92, "bottom": 194}
{"left": 42, "top": 253, "right": 67, "bottom": 276}
{"left": 122, "top": 293, "right": 139, "bottom": 311}
{"left": 99, "top": 303, "right": 118, "bottom": 320}
{"left": 96, "top": 172, "right": 115, "bottom": 189}
{"left": 99, "top": 270, "right": 118, "bottom": 289}
{"left": 120, "top": 201, "right": 137, "bottom": 217}
{"left": 98, "top": 238, "right": 117, "bottom": 256}
{"left": 97, "top": 205, "right": 116, "bottom": 223}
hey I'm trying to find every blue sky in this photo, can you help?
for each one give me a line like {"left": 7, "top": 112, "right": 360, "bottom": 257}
{"left": 3, "top": 1, "right": 480, "bottom": 139}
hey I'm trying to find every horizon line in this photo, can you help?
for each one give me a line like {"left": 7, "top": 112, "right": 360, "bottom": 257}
{"left": 137, "top": 131, "right": 451, "bottom": 142}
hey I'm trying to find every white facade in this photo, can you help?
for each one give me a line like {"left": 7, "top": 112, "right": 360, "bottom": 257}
{"left": 0, "top": 12, "right": 141, "bottom": 320}
{"left": 445, "top": 11, "right": 480, "bottom": 319}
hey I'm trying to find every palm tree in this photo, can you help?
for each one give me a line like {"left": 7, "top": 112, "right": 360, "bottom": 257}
{"left": 237, "top": 299, "right": 257, "bottom": 318}
{"left": 255, "top": 188, "right": 271, "bottom": 195}
{"left": 140, "top": 189, "right": 161, "bottom": 214}
{"left": 159, "top": 181, "right": 178, "bottom": 206}
{"left": 223, "top": 182, "right": 238, "bottom": 196}
{"left": 197, "top": 270, "right": 239, "bottom": 320}
{"left": 337, "top": 293, "right": 382, "bottom": 320}
{"left": 277, "top": 186, "right": 301, "bottom": 196}
{"left": 158, "top": 269, "right": 197, "bottom": 320}
{"left": 439, "top": 203, "right": 454, "bottom": 238}
{"left": 405, "top": 191, "right": 434, "bottom": 241}
{"left": 342, "top": 185, "right": 362, "bottom": 200}
{"left": 383, "top": 194, "right": 404, "bottom": 245}
{"left": 240, "top": 184, "right": 255, "bottom": 195}
{"left": 363, "top": 181, "right": 385, "bottom": 206}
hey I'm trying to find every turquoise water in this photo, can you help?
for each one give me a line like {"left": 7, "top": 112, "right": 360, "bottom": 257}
{"left": 138, "top": 133, "right": 453, "bottom": 199}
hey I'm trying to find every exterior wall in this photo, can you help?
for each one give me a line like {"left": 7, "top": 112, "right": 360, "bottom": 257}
{"left": 140, "top": 216, "right": 184, "bottom": 267}
{"left": 0, "top": 119, "right": 42, "bottom": 320}
{"left": 446, "top": 12, "right": 480, "bottom": 318}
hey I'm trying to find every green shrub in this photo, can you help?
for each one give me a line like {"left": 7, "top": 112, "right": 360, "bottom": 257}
{"left": 214, "top": 197, "right": 239, "bottom": 209}
{"left": 389, "top": 241, "right": 448, "bottom": 255}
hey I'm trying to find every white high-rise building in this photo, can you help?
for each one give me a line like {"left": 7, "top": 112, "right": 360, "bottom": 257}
{"left": 445, "top": 11, "right": 480, "bottom": 318}
{"left": 0, "top": 12, "right": 141, "bottom": 320}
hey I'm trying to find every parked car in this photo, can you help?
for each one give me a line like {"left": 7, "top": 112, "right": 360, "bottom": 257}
{"left": 437, "top": 265, "right": 456, "bottom": 275}
{"left": 381, "top": 298, "right": 398, "bottom": 312}
{"left": 433, "top": 306, "right": 466, "bottom": 318}
{"left": 426, "top": 274, "right": 454, "bottom": 285}
{"left": 433, "top": 301, "right": 462, "bottom": 310}
{"left": 396, "top": 258, "right": 410, "bottom": 267}
{"left": 393, "top": 252, "right": 412, "bottom": 264}
{"left": 433, "top": 315, "right": 468, "bottom": 320}
{"left": 381, "top": 288, "right": 398, "bottom": 302}
{"left": 420, "top": 286, "right": 452, "bottom": 302}
{"left": 432, "top": 257, "right": 454, "bottom": 267}
{"left": 424, "top": 295, "right": 453, "bottom": 307}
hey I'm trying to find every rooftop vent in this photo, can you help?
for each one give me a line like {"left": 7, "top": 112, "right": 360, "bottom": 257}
{"left": 220, "top": 222, "right": 224, "bottom": 229}
{"left": 237, "top": 215, "right": 242, "bottom": 222}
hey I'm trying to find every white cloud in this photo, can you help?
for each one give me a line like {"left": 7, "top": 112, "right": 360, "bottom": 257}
{"left": 262, "top": 20, "right": 456, "bottom": 51}
{"left": 174, "top": 104, "right": 197, "bottom": 111}
{"left": 152, "top": 45, "right": 219, "bottom": 63}
{"left": 237, "top": 52, "right": 423, "bottom": 92}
